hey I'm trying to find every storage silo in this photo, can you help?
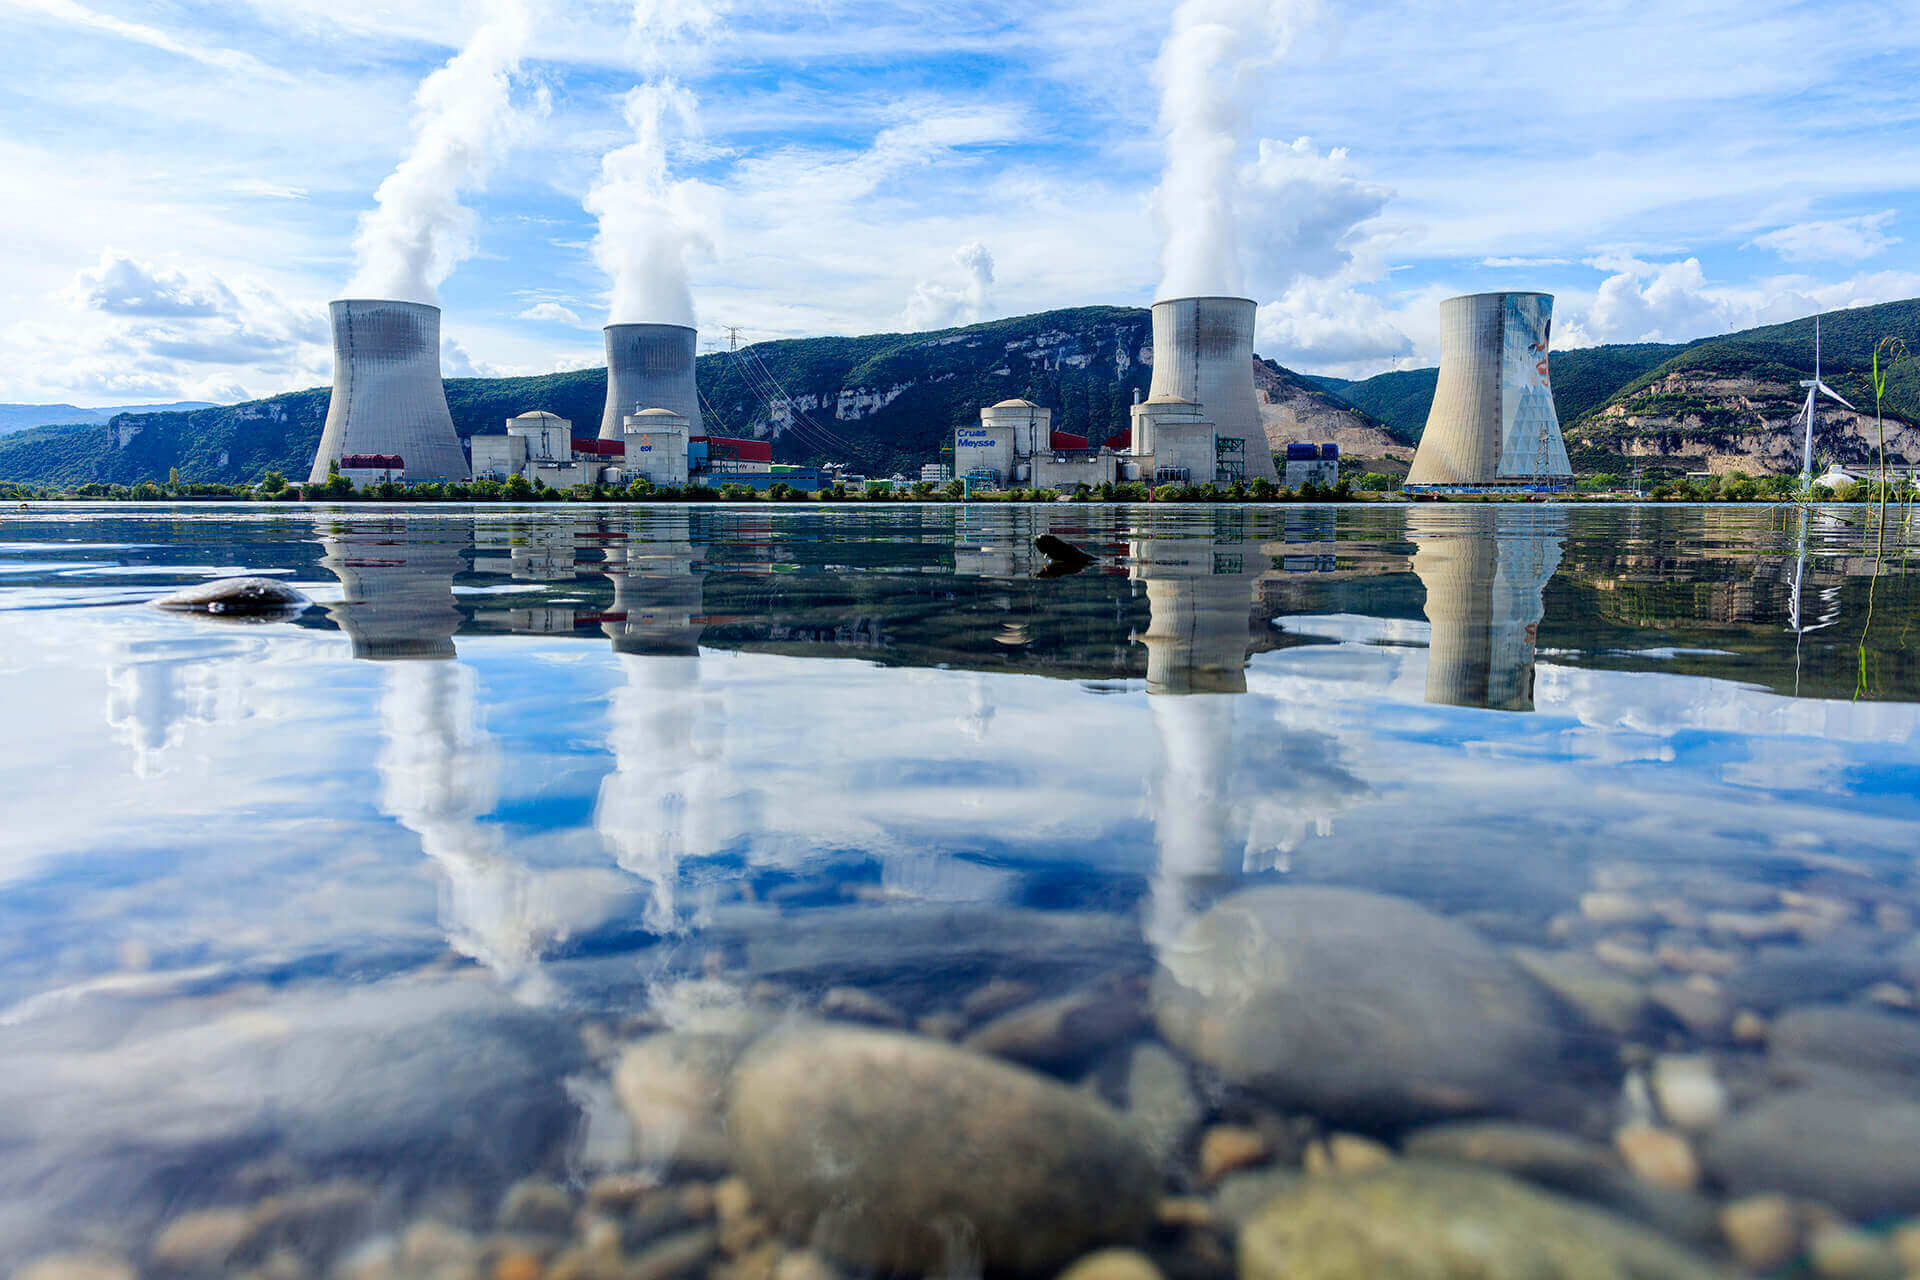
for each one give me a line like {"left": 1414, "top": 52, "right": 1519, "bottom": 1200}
{"left": 1405, "top": 292, "right": 1572, "bottom": 491}
{"left": 600, "top": 323, "right": 705, "bottom": 441}
{"left": 1146, "top": 296, "right": 1278, "bottom": 484}
{"left": 309, "top": 300, "right": 470, "bottom": 484}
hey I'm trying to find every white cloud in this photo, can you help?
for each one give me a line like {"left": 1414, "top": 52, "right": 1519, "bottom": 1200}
{"left": 9, "top": 0, "right": 287, "bottom": 79}
{"left": 1570, "top": 254, "right": 1920, "bottom": 347}
{"left": 1481, "top": 256, "right": 1569, "bottom": 269}
{"left": 72, "top": 253, "right": 236, "bottom": 318}
{"left": 1750, "top": 212, "right": 1899, "bottom": 264}
{"left": 1240, "top": 137, "right": 1393, "bottom": 295}
{"left": 1255, "top": 278, "right": 1414, "bottom": 370}
{"left": 517, "top": 302, "right": 584, "bottom": 326}
{"left": 902, "top": 242, "right": 995, "bottom": 331}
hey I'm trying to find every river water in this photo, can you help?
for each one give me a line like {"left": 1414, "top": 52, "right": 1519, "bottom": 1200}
{"left": 2, "top": 502, "right": 1918, "bottom": 1279}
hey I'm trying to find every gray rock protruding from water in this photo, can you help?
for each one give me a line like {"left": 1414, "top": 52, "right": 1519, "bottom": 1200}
{"left": 152, "top": 577, "right": 310, "bottom": 614}
{"left": 1151, "top": 887, "right": 1563, "bottom": 1123}
{"left": 1704, "top": 1089, "right": 1920, "bottom": 1219}
{"left": 1238, "top": 1162, "right": 1723, "bottom": 1280}
{"left": 726, "top": 1026, "right": 1157, "bottom": 1274}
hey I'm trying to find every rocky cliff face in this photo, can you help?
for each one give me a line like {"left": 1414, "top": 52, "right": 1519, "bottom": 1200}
{"left": 1571, "top": 367, "right": 1920, "bottom": 475}
{"left": 1253, "top": 359, "right": 1409, "bottom": 463}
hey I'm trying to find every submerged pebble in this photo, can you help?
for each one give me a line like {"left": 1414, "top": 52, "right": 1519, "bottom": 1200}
{"left": 1154, "top": 887, "right": 1563, "bottom": 1123}
{"left": 1237, "top": 1162, "right": 1721, "bottom": 1280}
{"left": 1705, "top": 1090, "right": 1920, "bottom": 1218}
{"left": 726, "top": 1026, "right": 1157, "bottom": 1274}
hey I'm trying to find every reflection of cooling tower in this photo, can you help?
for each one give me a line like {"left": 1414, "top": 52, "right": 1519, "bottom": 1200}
{"left": 1410, "top": 507, "right": 1566, "bottom": 710}
{"left": 600, "top": 324, "right": 705, "bottom": 441}
{"left": 1405, "top": 293, "right": 1572, "bottom": 489}
{"left": 309, "top": 300, "right": 470, "bottom": 484}
{"left": 600, "top": 518, "right": 704, "bottom": 655}
{"left": 320, "top": 523, "right": 466, "bottom": 660}
{"left": 1131, "top": 522, "right": 1263, "bottom": 693}
{"left": 1147, "top": 297, "right": 1277, "bottom": 484}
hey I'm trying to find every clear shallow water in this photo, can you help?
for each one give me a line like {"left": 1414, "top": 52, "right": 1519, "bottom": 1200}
{"left": 2, "top": 502, "right": 1919, "bottom": 1278}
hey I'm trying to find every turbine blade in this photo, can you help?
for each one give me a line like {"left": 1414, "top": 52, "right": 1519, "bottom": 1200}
{"left": 1815, "top": 381, "right": 1857, "bottom": 411}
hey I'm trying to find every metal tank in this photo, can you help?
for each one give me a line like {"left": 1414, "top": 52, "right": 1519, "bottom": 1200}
{"left": 1146, "top": 296, "right": 1278, "bottom": 484}
{"left": 600, "top": 324, "right": 705, "bottom": 441}
{"left": 309, "top": 300, "right": 470, "bottom": 484}
{"left": 1405, "top": 292, "right": 1572, "bottom": 490}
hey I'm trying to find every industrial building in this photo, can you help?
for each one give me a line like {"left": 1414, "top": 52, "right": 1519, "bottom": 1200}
{"left": 601, "top": 324, "right": 705, "bottom": 442}
{"left": 1282, "top": 443, "right": 1339, "bottom": 490}
{"left": 309, "top": 299, "right": 471, "bottom": 485}
{"left": 1405, "top": 293, "right": 1573, "bottom": 493}
{"left": 467, "top": 406, "right": 789, "bottom": 490}
{"left": 953, "top": 296, "right": 1304, "bottom": 492}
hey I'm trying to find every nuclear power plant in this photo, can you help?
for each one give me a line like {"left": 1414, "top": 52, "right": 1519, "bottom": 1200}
{"left": 1405, "top": 292, "right": 1573, "bottom": 494}
{"left": 1147, "top": 296, "right": 1276, "bottom": 484}
{"left": 600, "top": 323, "right": 705, "bottom": 441}
{"left": 309, "top": 300, "right": 471, "bottom": 485}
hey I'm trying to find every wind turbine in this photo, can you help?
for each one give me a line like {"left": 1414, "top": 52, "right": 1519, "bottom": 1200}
{"left": 1798, "top": 315, "right": 1859, "bottom": 488}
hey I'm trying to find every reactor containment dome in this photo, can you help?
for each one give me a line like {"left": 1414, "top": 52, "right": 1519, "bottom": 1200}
{"left": 1147, "top": 296, "right": 1278, "bottom": 485}
{"left": 309, "top": 300, "right": 470, "bottom": 485}
{"left": 600, "top": 324, "right": 705, "bottom": 442}
{"left": 1404, "top": 292, "right": 1572, "bottom": 494}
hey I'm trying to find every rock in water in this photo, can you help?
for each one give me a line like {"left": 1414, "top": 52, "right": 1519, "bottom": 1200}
{"left": 153, "top": 577, "right": 309, "bottom": 614}
{"left": 1703, "top": 1089, "right": 1920, "bottom": 1219}
{"left": 1152, "top": 887, "right": 1562, "bottom": 1123}
{"left": 1035, "top": 534, "right": 1096, "bottom": 577}
{"left": 726, "top": 1026, "right": 1157, "bottom": 1274}
{"left": 1238, "top": 1163, "right": 1721, "bottom": 1280}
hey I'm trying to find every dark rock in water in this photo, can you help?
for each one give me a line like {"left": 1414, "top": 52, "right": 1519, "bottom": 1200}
{"left": 1401, "top": 1121, "right": 1622, "bottom": 1195}
{"left": 1238, "top": 1163, "right": 1722, "bottom": 1280}
{"left": 1151, "top": 887, "right": 1563, "bottom": 1124}
{"left": 152, "top": 577, "right": 310, "bottom": 615}
{"left": 1725, "top": 934, "right": 1893, "bottom": 1013}
{"left": 0, "top": 976, "right": 579, "bottom": 1268}
{"left": 962, "top": 981, "right": 1144, "bottom": 1070}
{"left": 726, "top": 1026, "right": 1156, "bottom": 1274}
{"left": 1704, "top": 1089, "right": 1920, "bottom": 1218}
{"left": 1768, "top": 1005, "right": 1920, "bottom": 1095}
{"left": 1035, "top": 534, "right": 1096, "bottom": 577}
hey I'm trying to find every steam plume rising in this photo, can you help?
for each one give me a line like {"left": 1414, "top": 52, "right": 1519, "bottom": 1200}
{"left": 1153, "top": 0, "right": 1316, "bottom": 299}
{"left": 584, "top": 81, "right": 713, "bottom": 327}
{"left": 345, "top": 0, "right": 538, "bottom": 304}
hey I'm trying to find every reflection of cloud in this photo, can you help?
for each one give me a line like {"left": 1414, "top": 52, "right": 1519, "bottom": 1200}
{"left": 104, "top": 635, "right": 257, "bottom": 775}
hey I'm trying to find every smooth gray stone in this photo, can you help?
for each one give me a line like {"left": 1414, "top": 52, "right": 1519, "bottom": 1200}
{"left": 1769, "top": 1005, "right": 1920, "bottom": 1092}
{"left": 152, "top": 577, "right": 309, "bottom": 614}
{"left": 1152, "top": 887, "right": 1563, "bottom": 1124}
{"left": 1238, "top": 1162, "right": 1721, "bottom": 1280}
{"left": 1704, "top": 1089, "right": 1920, "bottom": 1219}
{"left": 727, "top": 1026, "right": 1156, "bottom": 1274}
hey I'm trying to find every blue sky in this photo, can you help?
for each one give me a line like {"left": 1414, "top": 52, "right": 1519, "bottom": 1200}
{"left": 3, "top": 0, "right": 1918, "bottom": 405}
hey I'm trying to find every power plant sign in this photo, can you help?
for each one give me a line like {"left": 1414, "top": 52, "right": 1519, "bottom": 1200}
{"left": 956, "top": 429, "right": 997, "bottom": 448}
{"left": 1496, "top": 294, "right": 1572, "bottom": 479}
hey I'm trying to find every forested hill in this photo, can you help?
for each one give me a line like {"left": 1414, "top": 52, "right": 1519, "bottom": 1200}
{"left": 1308, "top": 298, "right": 1920, "bottom": 466}
{"left": 0, "top": 307, "right": 1164, "bottom": 485}
{"left": 1309, "top": 343, "right": 1689, "bottom": 443}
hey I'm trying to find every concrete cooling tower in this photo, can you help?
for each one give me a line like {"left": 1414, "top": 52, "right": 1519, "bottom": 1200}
{"left": 1405, "top": 293, "right": 1573, "bottom": 492}
{"left": 600, "top": 324, "right": 705, "bottom": 441}
{"left": 309, "top": 300, "right": 470, "bottom": 484}
{"left": 1410, "top": 506, "right": 1566, "bottom": 710}
{"left": 320, "top": 523, "right": 466, "bottom": 660}
{"left": 1147, "top": 297, "right": 1278, "bottom": 484}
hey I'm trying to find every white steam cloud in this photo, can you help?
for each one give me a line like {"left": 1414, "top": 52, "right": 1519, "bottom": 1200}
{"left": 1153, "top": 0, "right": 1318, "bottom": 300}
{"left": 585, "top": 82, "right": 716, "bottom": 327}
{"left": 583, "top": 1, "right": 725, "bottom": 328}
{"left": 902, "top": 242, "right": 995, "bottom": 330}
{"left": 345, "top": 0, "right": 540, "bottom": 304}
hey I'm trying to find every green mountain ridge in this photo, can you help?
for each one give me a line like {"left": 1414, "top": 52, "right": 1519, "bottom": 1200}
{"left": 1309, "top": 300, "right": 1920, "bottom": 470}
